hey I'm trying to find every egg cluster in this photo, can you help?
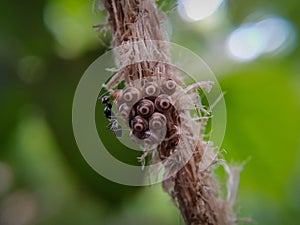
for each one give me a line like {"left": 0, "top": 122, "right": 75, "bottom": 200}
{"left": 115, "top": 78, "right": 181, "bottom": 150}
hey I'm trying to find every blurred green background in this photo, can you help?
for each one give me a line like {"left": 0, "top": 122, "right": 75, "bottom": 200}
{"left": 1, "top": 0, "right": 300, "bottom": 225}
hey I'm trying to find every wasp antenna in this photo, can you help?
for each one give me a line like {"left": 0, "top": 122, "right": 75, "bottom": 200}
{"left": 98, "top": 91, "right": 111, "bottom": 100}
{"left": 110, "top": 114, "right": 127, "bottom": 120}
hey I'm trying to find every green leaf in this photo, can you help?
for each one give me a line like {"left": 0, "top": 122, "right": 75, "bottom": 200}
{"left": 220, "top": 64, "right": 300, "bottom": 199}
{"left": 156, "top": 0, "right": 177, "bottom": 12}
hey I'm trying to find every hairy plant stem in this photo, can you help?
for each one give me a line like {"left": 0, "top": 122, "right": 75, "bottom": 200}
{"left": 102, "top": 1, "right": 239, "bottom": 225}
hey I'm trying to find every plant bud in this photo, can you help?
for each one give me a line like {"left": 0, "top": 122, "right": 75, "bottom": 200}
{"left": 155, "top": 94, "right": 172, "bottom": 112}
{"left": 136, "top": 99, "right": 155, "bottom": 117}
{"left": 119, "top": 103, "right": 131, "bottom": 119}
{"left": 130, "top": 115, "right": 149, "bottom": 132}
{"left": 122, "top": 87, "right": 141, "bottom": 105}
{"left": 130, "top": 130, "right": 150, "bottom": 142}
{"left": 162, "top": 79, "right": 176, "bottom": 95}
{"left": 149, "top": 112, "right": 167, "bottom": 130}
{"left": 131, "top": 130, "right": 150, "bottom": 141}
{"left": 143, "top": 83, "right": 160, "bottom": 96}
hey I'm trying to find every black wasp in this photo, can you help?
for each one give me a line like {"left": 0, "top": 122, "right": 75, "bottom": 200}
{"left": 100, "top": 95, "right": 122, "bottom": 137}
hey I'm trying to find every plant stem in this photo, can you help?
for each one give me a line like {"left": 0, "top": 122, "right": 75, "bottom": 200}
{"left": 102, "top": 1, "right": 238, "bottom": 224}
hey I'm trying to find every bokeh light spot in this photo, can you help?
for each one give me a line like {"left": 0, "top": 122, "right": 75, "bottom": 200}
{"left": 1, "top": 191, "right": 37, "bottom": 225}
{"left": 178, "top": 0, "right": 224, "bottom": 21}
{"left": 226, "top": 24, "right": 265, "bottom": 61}
{"left": 254, "top": 16, "right": 297, "bottom": 54}
{"left": 0, "top": 162, "right": 13, "bottom": 196}
{"left": 226, "top": 16, "right": 297, "bottom": 61}
{"left": 43, "top": 1, "right": 100, "bottom": 58}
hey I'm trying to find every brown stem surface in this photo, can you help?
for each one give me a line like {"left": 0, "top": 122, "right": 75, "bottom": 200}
{"left": 102, "top": 1, "right": 238, "bottom": 225}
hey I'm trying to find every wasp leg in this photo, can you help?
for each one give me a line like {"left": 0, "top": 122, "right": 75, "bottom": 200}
{"left": 110, "top": 119, "right": 123, "bottom": 137}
